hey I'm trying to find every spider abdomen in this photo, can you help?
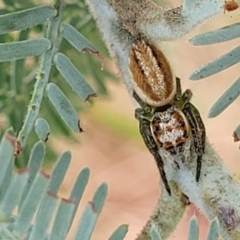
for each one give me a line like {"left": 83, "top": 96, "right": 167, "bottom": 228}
{"left": 129, "top": 39, "right": 176, "bottom": 107}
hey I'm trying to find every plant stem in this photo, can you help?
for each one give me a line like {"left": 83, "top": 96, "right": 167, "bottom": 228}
{"left": 16, "top": 1, "right": 63, "bottom": 153}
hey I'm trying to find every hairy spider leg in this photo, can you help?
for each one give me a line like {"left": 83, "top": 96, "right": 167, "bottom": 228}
{"left": 133, "top": 90, "right": 152, "bottom": 116}
{"left": 175, "top": 77, "right": 182, "bottom": 100}
{"left": 133, "top": 90, "right": 171, "bottom": 195}
{"left": 174, "top": 85, "right": 205, "bottom": 182}
{"left": 173, "top": 78, "right": 193, "bottom": 110}
{"left": 181, "top": 89, "right": 192, "bottom": 105}
{"left": 138, "top": 117, "right": 171, "bottom": 195}
{"left": 182, "top": 102, "right": 205, "bottom": 182}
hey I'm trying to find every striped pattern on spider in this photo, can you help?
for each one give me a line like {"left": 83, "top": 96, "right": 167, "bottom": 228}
{"left": 128, "top": 39, "right": 205, "bottom": 195}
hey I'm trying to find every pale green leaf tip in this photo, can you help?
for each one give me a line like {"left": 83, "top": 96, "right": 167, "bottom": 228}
{"left": 207, "top": 218, "right": 219, "bottom": 240}
{"left": 189, "top": 215, "right": 198, "bottom": 225}
{"left": 61, "top": 151, "right": 72, "bottom": 160}
{"left": 188, "top": 215, "right": 199, "bottom": 240}
{"left": 189, "top": 35, "right": 207, "bottom": 46}
{"left": 150, "top": 223, "right": 162, "bottom": 240}
{"left": 189, "top": 33, "right": 212, "bottom": 46}
{"left": 35, "top": 118, "right": 50, "bottom": 142}
{"left": 208, "top": 111, "right": 217, "bottom": 118}
{"left": 190, "top": 22, "right": 240, "bottom": 46}
{"left": 108, "top": 224, "right": 129, "bottom": 240}
{"left": 189, "top": 71, "right": 202, "bottom": 81}
{"left": 96, "top": 182, "right": 108, "bottom": 196}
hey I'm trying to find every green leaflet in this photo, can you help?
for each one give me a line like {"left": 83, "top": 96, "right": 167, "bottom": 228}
{"left": 188, "top": 216, "right": 199, "bottom": 240}
{"left": 108, "top": 224, "right": 128, "bottom": 240}
{"left": 34, "top": 118, "right": 50, "bottom": 142}
{"left": 54, "top": 53, "right": 96, "bottom": 101}
{"left": 46, "top": 83, "right": 82, "bottom": 132}
{"left": 0, "top": 170, "right": 28, "bottom": 221}
{"left": 0, "top": 130, "right": 15, "bottom": 188}
{"left": 62, "top": 23, "right": 98, "bottom": 53}
{"left": 20, "top": 141, "right": 45, "bottom": 208}
{"left": 68, "top": 167, "right": 90, "bottom": 226}
{"left": 150, "top": 224, "right": 162, "bottom": 240}
{"left": 28, "top": 192, "right": 59, "bottom": 240}
{"left": 208, "top": 77, "right": 240, "bottom": 118}
{"left": 0, "top": 5, "right": 56, "bottom": 34}
{"left": 13, "top": 172, "right": 50, "bottom": 238}
{"left": 49, "top": 198, "right": 75, "bottom": 240}
{"left": 0, "top": 155, "right": 13, "bottom": 203}
{"left": 73, "top": 183, "right": 108, "bottom": 240}
{"left": 47, "top": 151, "right": 71, "bottom": 194}
{"left": 0, "top": 224, "right": 17, "bottom": 240}
{"left": 207, "top": 219, "right": 219, "bottom": 240}
{"left": 190, "top": 46, "right": 240, "bottom": 80}
{"left": 190, "top": 23, "right": 240, "bottom": 45}
{"left": 0, "top": 38, "right": 51, "bottom": 62}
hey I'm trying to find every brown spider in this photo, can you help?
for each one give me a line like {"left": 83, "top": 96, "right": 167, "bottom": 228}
{"left": 129, "top": 40, "right": 205, "bottom": 195}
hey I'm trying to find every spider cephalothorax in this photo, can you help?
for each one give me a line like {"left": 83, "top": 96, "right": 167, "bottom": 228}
{"left": 129, "top": 39, "right": 205, "bottom": 195}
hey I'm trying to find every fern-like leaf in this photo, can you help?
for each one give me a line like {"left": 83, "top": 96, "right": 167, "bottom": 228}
{"left": 190, "top": 21, "right": 240, "bottom": 120}
{"left": 0, "top": 130, "right": 123, "bottom": 240}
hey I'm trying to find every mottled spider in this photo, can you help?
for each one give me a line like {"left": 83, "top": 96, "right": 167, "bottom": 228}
{"left": 129, "top": 40, "right": 205, "bottom": 195}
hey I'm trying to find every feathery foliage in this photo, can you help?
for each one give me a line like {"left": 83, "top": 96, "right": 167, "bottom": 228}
{"left": 0, "top": 0, "right": 239, "bottom": 239}
{"left": 0, "top": 0, "right": 117, "bottom": 166}
{"left": 190, "top": 20, "right": 240, "bottom": 136}
{"left": 0, "top": 130, "right": 128, "bottom": 240}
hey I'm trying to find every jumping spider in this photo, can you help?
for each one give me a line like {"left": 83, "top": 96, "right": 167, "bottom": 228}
{"left": 133, "top": 79, "right": 205, "bottom": 195}
{"left": 129, "top": 40, "right": 205, "bottom": 195}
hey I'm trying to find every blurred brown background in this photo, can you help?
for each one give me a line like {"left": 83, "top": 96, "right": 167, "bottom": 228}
{"left": 51, "top": 4, "right": 240, "bottom": 240}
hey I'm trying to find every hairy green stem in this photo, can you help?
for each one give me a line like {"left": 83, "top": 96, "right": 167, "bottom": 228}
{"left": 16, "top": 1, "right": 63, "bottom": 152}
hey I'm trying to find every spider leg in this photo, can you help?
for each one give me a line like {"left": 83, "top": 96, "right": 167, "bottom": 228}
{"left": 182, "top": 102, "right": 205, "bottom": 182}
{"left": 181, "top": 89, "right": 193, "bottom": 105}
{"left": 138, "top": 117, "right": 171, "bottom": 195}
{"left": 182, "top": 138, "right": 192, "bottom": 163}
{"left": 174, "top": 79, "right": 193, "bottom": 109}
{"left": 175, "top": 77, "right": 182, "bottom": 100}
{"left": 133, "top": 90, "right": 171, "bottom": 194}
{"left": 133, "top": 91, "right": 151, "bottom": 113}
